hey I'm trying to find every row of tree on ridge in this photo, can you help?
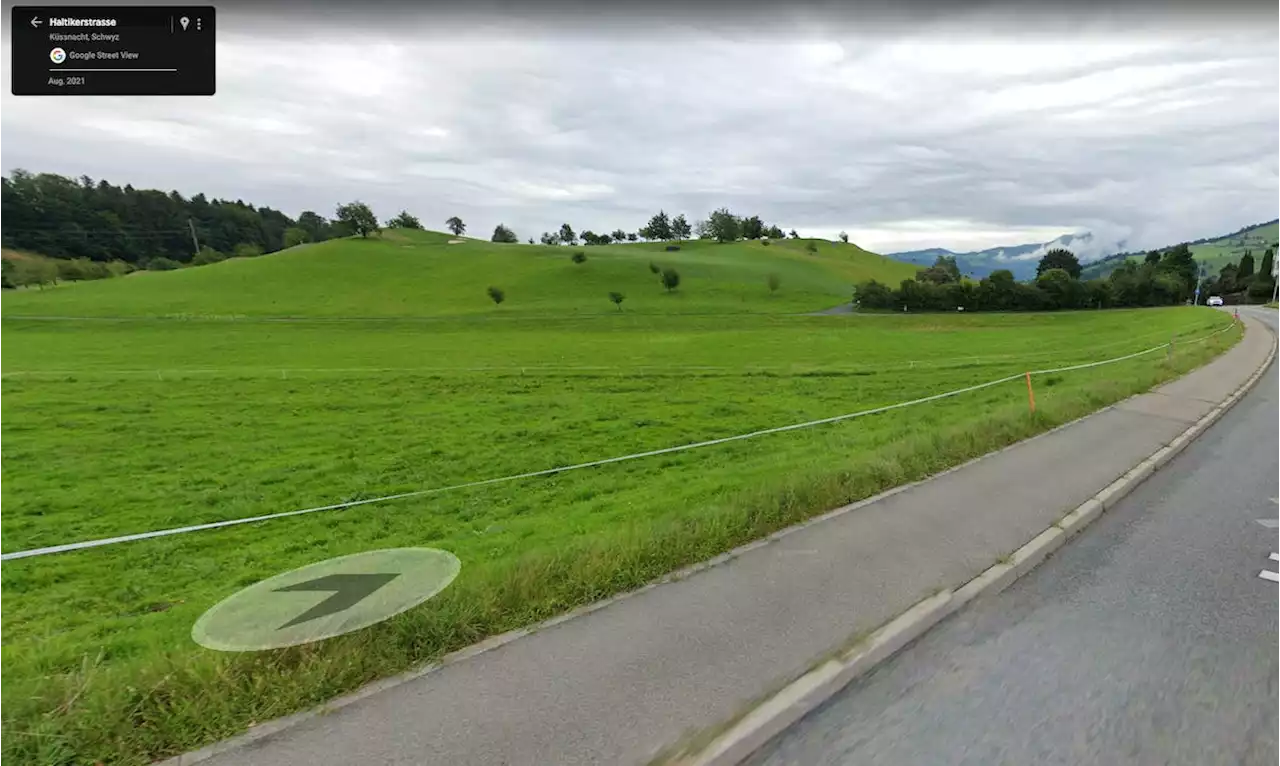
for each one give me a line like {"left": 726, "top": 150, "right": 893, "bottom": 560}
{"left": 855, "top": 244, "right": 1276, "bottom": 312}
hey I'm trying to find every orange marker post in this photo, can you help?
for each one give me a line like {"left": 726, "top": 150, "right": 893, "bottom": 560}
{"left": 1025, "top": 371, "right": 1036, "bottom": 414}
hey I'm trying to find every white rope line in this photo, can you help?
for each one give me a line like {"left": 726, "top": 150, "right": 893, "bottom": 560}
{"left": 0, "top": 321, "right": 1237, "bottom": 562}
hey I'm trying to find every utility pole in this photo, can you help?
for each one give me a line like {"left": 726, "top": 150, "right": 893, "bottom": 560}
{"left": 187, "top": 218, "right": 201, "bottom": 256}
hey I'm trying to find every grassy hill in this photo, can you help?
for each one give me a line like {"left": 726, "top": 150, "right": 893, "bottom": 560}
{"left": 2, "top": 222, "right": 1242, "bottom": 764}
{"left": 1080, "top": 220, "right": 1278, "bottom": 280}
{"left": 0, "top": 231, "right": 916, "bottom": 318}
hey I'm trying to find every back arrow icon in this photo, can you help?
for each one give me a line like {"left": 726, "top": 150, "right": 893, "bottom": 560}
{"left": 30, "top": 17, "right": 43, "bottom": 27}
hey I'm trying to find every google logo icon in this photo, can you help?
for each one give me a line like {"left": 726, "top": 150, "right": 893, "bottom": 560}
{"left": 49, "top": 47, "right": 66, "bottom": 64}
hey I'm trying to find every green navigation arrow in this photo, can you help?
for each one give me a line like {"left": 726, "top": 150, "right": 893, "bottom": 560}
{"left": 273, "top": 573, "right": 400, "bottom": 629}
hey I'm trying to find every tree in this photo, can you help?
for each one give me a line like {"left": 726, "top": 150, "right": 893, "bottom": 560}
{"left": 0, "top": 170, "right": 296, "bottom": 264}
{"left": 1238, "top": 251, "right": 1255, "bottom": 281}
{"left": 788, "top": 229, "right": 799, "bottom": 239}
{"left": 1036, "top": 268, "right": 1079, "bottom": 309}
{"left": 581, "top": 230, "right": 601, "bottom": 245}
{"left": 671, "top": 214, "right": 692, "bottom": 241}
{"left": 1084, "top": 278, "right": 1112, "bottom": 309}
{"left": 767, "top": 273, "right": 781, "bottom": 293}
{"left": 335, "top": 201, "right": 379, "bottom": 238}
{"left": 978, "top": 269, "right": 1017, "bottom": 311}
{"left": 193, "top": 246, "right": 226, "bottom": 265}
{"left": 856, "top": 279, "right": 895, "bottom": 309}
{"left": 626, "top": 232, "right": 638, "bottom": 242}
{"left": 708, "top": 208, "right": 741, "bottom": 243}
{"left": 487, "top": 286, "right": 505, "bottom": 305}
{"left": 1258, "top": 248, "right": 1275, "bottom": 283}
{"left": 641, "top": 211, "right": 673, "bottom": 241}
{"left": 540, "top": 232, "right": 558, "bottom": 246}
{"left": 387, "top": 210, "right": 422, "bottom": 229}
{"left": 146, "top": 256, "right": 182, "bottom": 271}
{"left": 741, "top": 215, "right": 764, "bottom": 240}
{"left": 838, "top": 231, "right": 849, "bottom": 243}
{"left": 1247, "top": 276, "right": 1275, "bottom": 302}
{"left": 492, "top": 224, "right": 519, "bottom": 243}
{"left": 767, "top": 225, "right": 785, "bottom": 239}
{"left": 1144, "top": 250, "right": 1162, "bottom": 265}
{"left": 612, "top": 229, "right": 627, "bottom": 242}
{"left": 446, "top": 216, "right": 466, "bottom": 237}
{"left": 1158, "top": 243, "right": 1197, "bottom": 298}
{"left": 297, "top": 211, "right": 331, "bottom": 243}
{"left": 661, "top": 267, "right": 681, "bottom": 292}
{"left": 917, "top": 254, "right": 961, "bottom": 284}
{"left": 1216, "top": 262, "right": 1239, "bottom": 295}
{"left": 609, "top": 291, "right": 626, "bottom": 310}
{"left": 559, "top": 223, "right": 577, "bottom": 245}
{"left": 1036, "top": 248, "right": 1082, "bottom": 280}
{"left": 283, "top": 227, "right": 309, "bottom": 248}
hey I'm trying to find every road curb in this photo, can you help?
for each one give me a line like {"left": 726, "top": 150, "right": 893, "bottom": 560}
{"left": 665, "top": 317, "right": 1277, "bottom": 766}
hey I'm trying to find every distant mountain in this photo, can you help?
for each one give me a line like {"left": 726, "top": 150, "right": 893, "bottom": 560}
{"left": 1079, "top": 219, "right": 1279, "bottom": 280}
{"left": 886, "top": 231, "right": 1125, "bottom": 281}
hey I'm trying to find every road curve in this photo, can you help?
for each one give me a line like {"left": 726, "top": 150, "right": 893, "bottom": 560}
{"left": 754, "top": 306, "right": 1279, "bottom": 766}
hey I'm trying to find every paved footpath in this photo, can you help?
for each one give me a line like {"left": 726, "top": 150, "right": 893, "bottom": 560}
{"left": 756, "top": 305, "right": 1278, "bottom": 766}
{"left": 189, "top": 310, "right": 1276, "bottom": 766}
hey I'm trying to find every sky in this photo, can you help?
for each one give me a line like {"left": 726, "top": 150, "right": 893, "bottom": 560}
{"left": 2, "top": 1, "right": 1277, "bottom": 259}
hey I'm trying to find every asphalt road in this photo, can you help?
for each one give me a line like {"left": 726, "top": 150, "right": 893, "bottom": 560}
{"left": 755, "top": 307, "right": 1279, "bottom": 766}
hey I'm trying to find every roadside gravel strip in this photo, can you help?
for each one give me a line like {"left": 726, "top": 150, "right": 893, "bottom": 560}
{"left": 173, "top": 311, "right": 1273, "bottom": 766}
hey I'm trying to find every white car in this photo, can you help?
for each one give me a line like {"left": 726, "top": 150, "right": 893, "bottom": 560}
{"left": 1207, "top": 296, "right": 1224, "bottom": 307}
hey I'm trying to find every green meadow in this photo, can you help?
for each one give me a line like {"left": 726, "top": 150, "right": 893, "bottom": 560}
{"left": 0, "top": 232, "right": 1242, "bottom": 765}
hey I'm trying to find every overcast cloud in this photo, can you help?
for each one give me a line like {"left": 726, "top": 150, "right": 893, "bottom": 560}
{"left": 2, "top": 2, "right": 1276, "bottom": 257}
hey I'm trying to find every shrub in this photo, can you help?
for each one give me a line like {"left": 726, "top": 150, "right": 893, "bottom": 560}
{"left": 609, "top": 291, "right": 626, "bottom": 310}
{"left": 661, "top": 267, "right": 681, "bottom": 292}
{"left": 665, "top": 245, "right": 681, "bottom": 252}
{"left": 487, "top": 286, "right": 505, "bottom": 305}
{"left": 233, "top": 243, "right": 263, "bottom": 259}
{"left": 146, "top": 257, "right": 182, "bottom": 271}
{"left": 56, "top": 258, "right": 111, "bottom": 282}
{"left": 805, "top": 241, "right": 818, "bottom": 254}
{"left": 649, "top": 262, "right": 660, "bottom": 274}
{"left": 11, "top": 258, "right": 60, "bottom": 288}
{"left": 105, "top": 260, "right": 134, "bottom": 278}
{"left": 192, "top": 247, "right": 226, "bottom": 266}
{"left": 283, "top": 227, "right": 309, "bottom": 248}
{"left": 571, "top": 252, "right": 587, "bottom": 264}
{"left": 767, "top": 273, "right": 781, "bottom": 293}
